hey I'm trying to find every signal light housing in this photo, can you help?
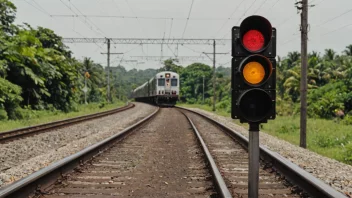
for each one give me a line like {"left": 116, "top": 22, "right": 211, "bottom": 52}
{"left": 231, "top": 15, "right": 276, "bottom": 124}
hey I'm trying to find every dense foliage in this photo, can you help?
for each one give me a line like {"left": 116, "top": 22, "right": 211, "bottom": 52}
{"left": 0, "top": 1, "right": 111, "bottom": 120}
{"left": 278, "top": 49, "right": 352, "bottom": 120}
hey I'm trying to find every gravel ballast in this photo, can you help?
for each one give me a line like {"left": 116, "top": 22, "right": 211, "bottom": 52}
{"left": 184, "top": 107, "right": 352, "bottom": 196}
{"left": 0, "top": 102, "right": 156, "bottom": 187}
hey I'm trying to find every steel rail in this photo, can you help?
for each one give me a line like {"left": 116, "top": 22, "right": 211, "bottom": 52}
{"left": 182, "top": 112, "right": 232, "bottom": 198}
{"left": 176, "top": 106, "right": 346, "bottom": 198}
{"left": 0, "top": 107, "right": 159, "bottom": 198}
{"left": 0, "top": 103, "right": 135, "bottom": 143}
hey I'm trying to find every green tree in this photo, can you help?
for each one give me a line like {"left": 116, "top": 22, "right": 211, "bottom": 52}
{"left": 180, "top": 63, "right": 212, "bottom": 103}
{"left": 343, "top": 45, "right": 352, "bottom": 56}
{"left": 0, "top": 0, "right": 16, "bottom": 33}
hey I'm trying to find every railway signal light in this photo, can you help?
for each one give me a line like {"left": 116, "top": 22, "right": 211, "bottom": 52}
{"left": 231, "top": 16, "right": 276, "bottom": 123}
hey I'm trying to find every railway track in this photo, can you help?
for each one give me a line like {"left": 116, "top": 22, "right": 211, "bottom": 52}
{"left": 0, "top": 103, "right": 134, "bottom": 143}
{"left": 0, "top": 106, "right": 346, "bottom": 198}
{"left": 178, "top": 107, "right": 346, "bottom": 198}
{"left": 0, "top": 107, "right": 233, "bottom": 198}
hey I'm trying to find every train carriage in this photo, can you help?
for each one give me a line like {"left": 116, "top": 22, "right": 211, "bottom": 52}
{"left": 131, "top": 71, "right": 179, "bottom": 106}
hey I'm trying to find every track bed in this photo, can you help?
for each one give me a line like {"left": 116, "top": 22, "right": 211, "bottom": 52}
{"left": 42, "top": 108, "right": 216, "bottom": 197}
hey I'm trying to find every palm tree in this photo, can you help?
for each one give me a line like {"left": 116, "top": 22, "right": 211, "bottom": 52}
{"left": 343, "top": 44, "right": 352, "bottom": 56}
{"left": 80, "top": 57, "right": 105, "bottom": 103}
{"left": 324, "top": 49, "right": 336, "bottom": 61}
{"left": 286, "top": 51, "right": 301, "bottom": 69}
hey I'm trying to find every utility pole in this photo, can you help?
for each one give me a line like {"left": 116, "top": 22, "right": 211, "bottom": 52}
{"left": 203, "top": 76, "right": 205, "bottom": 105}
{"left": 203, "top": 41, "right": 228, "bottom": 112}
{"left": 213, "top": 40, "right": 216, "bottom": 111}
{"left": 84, "top": 76, "right": 87, "bottom": 104}
{"left": 298, "top": 0, "right": 308, "bottom": 148}
{"left": 101, "top": 40, "right": 123, "bottom": 103}
{"left": 107, "top": 39, "right": 111, "bottom": 103}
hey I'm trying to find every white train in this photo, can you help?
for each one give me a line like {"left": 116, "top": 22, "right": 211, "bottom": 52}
{"left": 131, "top": 71, "right": 180, "bottom": 106}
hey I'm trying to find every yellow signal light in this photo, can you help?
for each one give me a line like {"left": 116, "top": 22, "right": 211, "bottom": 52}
{"left": 242, "top": 61, "right": 265, "bottom": 85}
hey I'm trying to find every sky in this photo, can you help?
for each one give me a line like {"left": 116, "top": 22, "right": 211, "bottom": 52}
{"left": 11, "top": 0, "right": 352, "bottom": 70}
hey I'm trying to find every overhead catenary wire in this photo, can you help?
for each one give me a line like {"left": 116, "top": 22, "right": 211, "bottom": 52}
{"left": 316, "top": 7, "right": 352, "bottom": 27}
{"left": 212, "top": 0, "right": 245, "bottom": 38}
{"left": 253, "top": 0, "right": 269, "bottom": 14}
{"left": 59, "top": 0, "right": 100, "bottom": 36}
{"left": 58, "top": 0, "right": 105, "bottom": 50}
{"left": 181, "top": 0, "right": 195, "bottom": 38}
{"left": 124, "top": 0, "right": 148, "bottom": 38}
{"left": 321, "top": 22, "right": 352, "bottom": 37}
{"left": 111, "top": 0, "right": 122, "bottom": 13}
{"left": 168, "top": 18, "right": 174, "bottom": 40}
{"left": 68, "top": 0, "right": 107, "bottom": 37}
{"left": 50, "top": 14, "right": 241, "bottom": 21}
{"left": 24, "top": 0, "right": 51, "bottom": 17}
{"left": 280, "top": 0, "right": 348, "bottom": 46}
{"left": 220, "top": 0, "right": 258, "bottom": 39}
{"left": 31, "top": 0, "right": 51, "bottom": 16}
{"left": 266, "top": 0, "right": 281, "bottom": 13}
{"left": 23, "top": 0, "right": 87, "bottom": 38}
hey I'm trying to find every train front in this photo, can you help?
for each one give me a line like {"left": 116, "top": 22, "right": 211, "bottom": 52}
{"left": 156, "top": 72, "right": 179, "bottom": 106}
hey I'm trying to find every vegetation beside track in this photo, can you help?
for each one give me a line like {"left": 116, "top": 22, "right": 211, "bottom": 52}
{"left": 178, "top": 103, "right": 352, "bottom": 165}
{"left": 0, "top": 101, "right": 124, "bottom": 133}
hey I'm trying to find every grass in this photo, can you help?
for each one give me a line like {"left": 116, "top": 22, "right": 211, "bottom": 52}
{"left": 0, "top": 101, "right": 125, "bottom": 133}
{"left": 178, "top": 103, "right": 352, "bottom": 164}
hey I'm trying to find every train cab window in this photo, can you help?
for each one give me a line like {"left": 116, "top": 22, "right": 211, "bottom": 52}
{"left": 158, "top": 78, "right": 165, "bottom": 86}
{"left": 171, "top": 79, "right": 178, "bottom": 86}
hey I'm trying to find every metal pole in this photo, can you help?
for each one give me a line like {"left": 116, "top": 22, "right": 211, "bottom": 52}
{"left": 212, "top": 39, "right": 216, "bottom": 111}
{"left": 84, "top": 76, "right": 87, "bottom": 104}
{"left": 248, "top": 123, "right": 260, "bottom": 198}
{"left": 203, "top": 76, "right": 205, "bottom": 105}
{"left": 300, "top": 0, "right": 308, "bottom": 148}
{"left": 107, "top": 38, "right": 111, "bottom": 103}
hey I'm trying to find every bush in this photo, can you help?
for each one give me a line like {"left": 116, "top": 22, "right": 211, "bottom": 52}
{"left": 313, "top": 135, "right": 336, "bottom": 148}
{"left": 342, "top": 115, "right": 352, "bottom": 125}
{"left": 0, "top": 78, "right": 23, "bottom": 119}
{"left": 98, "top": 102, "right": 106, "bottom": 109}
{"left": 0, "top": 108, "right": 8, "bottom": 120}
{"left": 277, "top": 124, "right": 299, "bottom": 134}
{"left": 186, "top": 98, "right": 197, "bottom": 104}
{"left": 313, "top": 133, "right": 352, "bottom": 148}
{"left": 11, "top": 107, "right": 36, "bottom": 120}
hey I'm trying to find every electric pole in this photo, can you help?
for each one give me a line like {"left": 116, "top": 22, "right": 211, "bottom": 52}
{"left": 101, "top": 39, "right": 123, "bottom": 103}
{"left": 107, "top": 39, "right": 111, "bottom": 102}
{"left": 203, "top": 41, "right": 228, "bottom": 112}
{"left": 203, "top": 76, "right": 205, "bottom": 105}
{"left": 213, "top": 40, "right": 216, "bottom": 111}
{"left": 298, "top": 0, "right": 308, "bottom": 148}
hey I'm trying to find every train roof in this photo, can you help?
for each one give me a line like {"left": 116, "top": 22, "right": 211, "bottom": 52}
{"left": 155, "top": 71, "right": 179, "bottom": 78}
{"left": 133, "top": 82, "right": 148, "bottom": 92}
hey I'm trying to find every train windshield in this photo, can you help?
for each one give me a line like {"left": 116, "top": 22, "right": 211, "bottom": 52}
{"left": 158, "top": 78, "right": 165, "bottom": 86}
{"left": 171, "top": 79, "right": 177, "bottom": 86}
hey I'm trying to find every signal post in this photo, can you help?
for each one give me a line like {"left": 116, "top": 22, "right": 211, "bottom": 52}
{"left": 231, "top": 16, "right": 276, "bottom": 197}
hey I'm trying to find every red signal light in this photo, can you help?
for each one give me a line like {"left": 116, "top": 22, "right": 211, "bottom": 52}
{"left": 243, "top": 30, "right": 265, "bottom": 52}
{"left": 239, "top": 15, "right": 272, "bottom": 53}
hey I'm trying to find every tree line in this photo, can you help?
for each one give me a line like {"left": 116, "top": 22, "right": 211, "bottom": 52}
{"left": 0, "top": 1, "right": 110, "bottom": 120}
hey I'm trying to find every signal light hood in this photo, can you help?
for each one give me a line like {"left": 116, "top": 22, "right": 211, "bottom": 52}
{"left": 240, "top": 15, "right": 272, "bottom": 53}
